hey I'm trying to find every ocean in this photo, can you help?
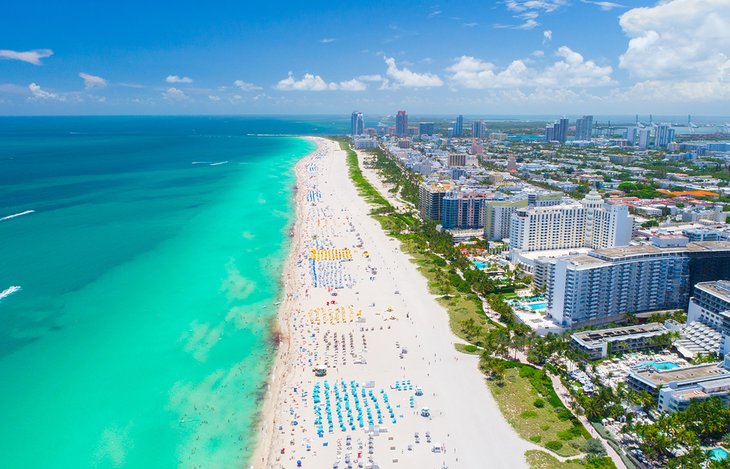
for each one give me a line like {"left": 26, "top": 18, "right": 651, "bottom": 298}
{"left": 0, "top": 116, "right": 342, "bottom": 468}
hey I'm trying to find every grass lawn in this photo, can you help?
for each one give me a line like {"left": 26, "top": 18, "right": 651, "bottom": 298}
{"left": 488, "top": 366, "right": 588, "bottom": 457}
{"left": 455, "top": 343, "right": 480, "bottom": 354}
{"left": 399, "top": 236, "right": 494, "bottom": 343}
{"left": 525, "top": 450, "right": 584, "bottom": 469}
{"left": 341, "top": 139, "right": 493, "bottom": 344}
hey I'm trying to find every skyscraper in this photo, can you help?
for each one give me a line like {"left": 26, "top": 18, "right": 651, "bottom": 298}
{"left": 545, "top": 124, "right": 555, "bottom": 142}
{"left": 454, "top": 114, "right": 464, "bottom": 137}
{"left": 395, "top": 110, "right": 408, "bottom": 137}
{"left": 638, "top": 128, "right": 651, "bottom": 149}
{"left": 575, "top": 115, "right": 593, "bottom": 141}
{"left": 654, "top": 124, "right": 674, "bottom": 148}
{"left": 556, "top": 117, "right": 569, "bottom": 143}
{"left": 350, "top": 111, "right": 364, "bottom": 136}
{"left": 419, "top": 122, "right": 435, "bottom": 136}
{"left": 472, "top": 120, "right": 485, "bottom": 138}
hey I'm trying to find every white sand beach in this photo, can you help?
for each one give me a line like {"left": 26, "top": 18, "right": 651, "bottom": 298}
{"left": 252, "top": 137, "right": 530, "bottom": 469}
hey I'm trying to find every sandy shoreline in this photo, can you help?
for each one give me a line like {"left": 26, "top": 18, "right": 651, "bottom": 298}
{"left": 250, "top": 139, "right": 315, "bottom": 468}
{"left": 251, "top": 137, "right": 530, "bottom": 468}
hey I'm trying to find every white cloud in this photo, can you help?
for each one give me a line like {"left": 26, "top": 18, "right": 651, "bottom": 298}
{"left": 497, "top": 0, "right": 568, "bottom": 29}
{"left": 208, "top": 95, "right": 221, "bottom": 102}
{"left": 505, "top": 0, "right": 567, "bottom": 14}
{"left": 320, "top": 38, "right": 336, "bottom": 43}
{"left": 543, "top": 30, "right": 553, "bottom": 43}
{"left": 338, "top": 79, "right": 367, "bottom": 91}
{"left": 446, "top": 46, "right": 613, "bottom": 89}
{"left": 581, "top": 0, "right": 624, "bottom": 11}
{"left": 165, "top": 75, "right": 193, "bottom": 84}
{"left": 28, "top": 83, "right": 62, "bottom": 100}
{"left": 358, "top": 74, "right": 385, "bottom": 82}
{"left": 619, "top": 0, "right": 730, "bottom": 82}
{"left": 384, "top": 57, "right": 443, "bottom": 88}
{"left": 275, "top": 73, "right": 368, "bottom": 91}
{"left": 162, "top": 87, "right": 187, "bottom": 100}
{"left": 539, "top": 46, "right": 614, "bottom": 87}
{"left": 0, "top": 49, "right": 53, "bottom": 65}
{"left": 617, "top": 79, "right": 730, "bottom": 102}
{"left": 276, "top": 73, "right": 337, "bottom": 91}
{"left": 463, "top": 22, "right": 479, "bottom": 27}
{"left": 79, "top": 72, "right": 107, "bottom": 90}
{"left": 233, "top": 80, "right": 262, "bottom": 91}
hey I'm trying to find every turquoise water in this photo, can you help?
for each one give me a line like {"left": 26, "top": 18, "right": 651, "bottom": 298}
{"left": 639, "top": 361, "right": 680, "bottom": 371}
{"left": 0, "top": 117, "right": 327, "bottom": 467}
{"left": 473, "top": 261, "right": 487, "bottom": 270}
{"left": 710, "top": 447, "right": 729, "bottom": 461}
{"left": 527, "top": 303, "right": 547, "bottom": 311}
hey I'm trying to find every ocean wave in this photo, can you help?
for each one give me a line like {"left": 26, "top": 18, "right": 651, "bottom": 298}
{"left": 0, "top": 210, "right": 35, "bottom": 222}
{"left": 0, "top": 285, "right": 21, "bottom": 301}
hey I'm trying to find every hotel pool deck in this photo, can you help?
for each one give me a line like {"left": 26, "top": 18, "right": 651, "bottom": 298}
{"left": 508, "top": 297, "right": 547, "bottom": 313}
{"left": 637, "top": 361, "right": 680, "bottom": 371}
{"left": 709, "top": 447, "right": 729, "bottom": 461}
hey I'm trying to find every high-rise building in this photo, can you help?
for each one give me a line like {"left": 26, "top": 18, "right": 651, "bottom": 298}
{"left": 484, "top": 192, "right": 563, "bottom": 241}
{"left": 472, "top": 120, "right": 485, "bottom": 138}
{"left": 350, "top": 111, "right": 364, "bottom": 135}
{"left": 418, "top": 181, "right": 452, "bottom": 221}
{"left": 441, "top": 191, "right": 487, "bottom": 230}
{"left": 575, "top": 115, "right": 593, "bottom": 141}
{"left": 556, "top": 117, "right": 569, "bottom": 143}
{"left": 626, "top": 127, "right": 638, "bottom": 145}
{"left": 638, "top": 129, "right": 651, "bottom": 149}
{"left": 545, "top": 124, "right": 555, "bottom": 142}
{"left": 688, "top": 281, "right": 730, "bottom": 333}
{"left": 447, "top": 154, "right": 467, "bottom": 167}
{"left": 546, "top": 240, "right": 730, "bottom": 327}
{"left": 395, "top": 111, "right": 408, "bottom": 137}
{"left": 686, "top": 280, "right": 730, "bottom": 360}
{"left": 509, "top": 190, "right": 633, "bottom": 255}
{"left": 454, "top": 115, "right": 464, "bottom": 137}
{"left": 418, "top": 122, "right": 435, "bottom": 136}
{"left": 654, "top": 124, "right": 675, "bottom": 148}
{"left": 507, "top": 156, "right": 517, "bottom": 172}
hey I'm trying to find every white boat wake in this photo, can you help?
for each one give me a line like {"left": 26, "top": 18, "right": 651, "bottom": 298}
{"left": 0, "top": 210, "right": 35, "bottom": 222}
{"left": 209, "top": 161, "right": 229, "bottom": 166}
{"left": 0, "top": 286, "right": 21, "bottom": 301}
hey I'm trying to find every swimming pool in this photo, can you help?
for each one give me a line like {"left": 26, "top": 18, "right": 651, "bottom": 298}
{"left": 639, "top": 361, "right": 680, "bottom": 371}
{"left": 473, "top": 261, "right": 487, "bottom": 270}
{"left": 528, "top": 302, "right": 547, "bottom": 310}
{"left": 709, "top": 447, "right": 729, "bottom": 461}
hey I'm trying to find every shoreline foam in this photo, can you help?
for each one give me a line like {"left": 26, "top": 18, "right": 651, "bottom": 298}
{"left": 250, "top": 137, "right": 318, "bottom": 468}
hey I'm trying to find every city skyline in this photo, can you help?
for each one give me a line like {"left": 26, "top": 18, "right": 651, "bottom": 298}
{"left": 1, "top": 0, "right": 729, "bottom": 115}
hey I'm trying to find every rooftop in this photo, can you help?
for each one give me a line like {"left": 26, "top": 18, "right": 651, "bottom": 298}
{"left": 573, "top": 322, "right": 667, "bottom": 347}
{"left": 580, "top": 240, "right": 730, "bottom": 262}
{"left": 561, "top": 254, "right": 610, "bottom": 267}
{"left": 632, "top": 363, "right": 729, "bottom": 387}
{"left": 695, "top": 280, "right": 730, "bottom": 302}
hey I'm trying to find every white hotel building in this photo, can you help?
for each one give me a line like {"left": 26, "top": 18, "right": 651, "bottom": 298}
{"left": 509, "top": 189, "right": 633, "bottom": 260}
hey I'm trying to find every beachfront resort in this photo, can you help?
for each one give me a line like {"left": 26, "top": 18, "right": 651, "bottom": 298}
{"left": 289, "top": 113, "right": 730, "bottom": 469}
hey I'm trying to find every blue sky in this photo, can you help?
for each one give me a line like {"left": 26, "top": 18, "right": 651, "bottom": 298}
{"left": 1, "top": 0, "right": 729, "bottom": 115}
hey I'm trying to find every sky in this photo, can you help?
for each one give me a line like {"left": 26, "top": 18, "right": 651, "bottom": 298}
{"left": 1, "top": 0, "right": 729, "bottom": 116}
